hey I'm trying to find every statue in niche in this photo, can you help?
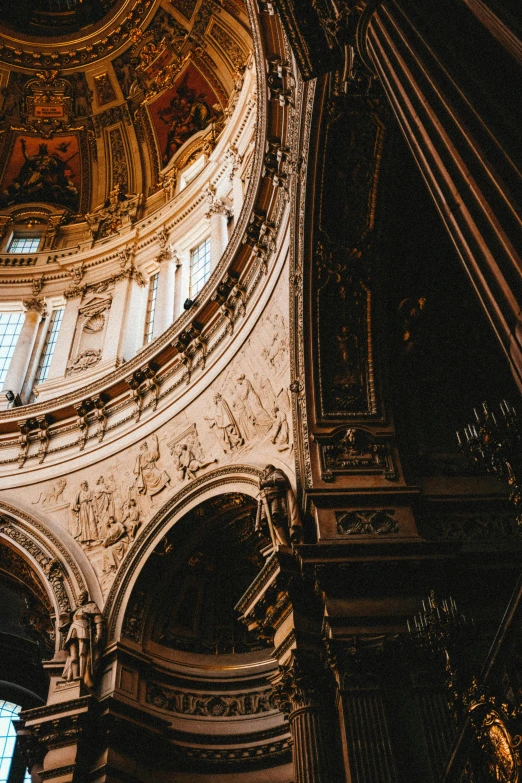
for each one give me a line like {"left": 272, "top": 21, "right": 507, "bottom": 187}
{"left": 93, "top": 475, "right": 115, "bottom": 540}
{"left": 102, "top": 516, "right": 130, "bottom": 575}
{"left": 72, "top": 481, "right": 99, "bottom": 546}
{"left": 205, "top": 393, "right": 243, "bottom": 452}
{"left": 335, "top": 324, "right": 363, "bottom": 393}
{"left": 233, "top": 374, "right": 273, "bottom": 440}
{"left": 59, "top": 590, "right": 103, "bottom": 689}
{"left": 398, "top": 296, "right": 428, "bottom": 355}
{"left": 121, "top": 498, "right": 142, "bottom": 540}
{"left": 134, "top": 434, "right": 171, "bottom": 498}
{"left": 255, "top": 465, "right": 303, "bottom": 548}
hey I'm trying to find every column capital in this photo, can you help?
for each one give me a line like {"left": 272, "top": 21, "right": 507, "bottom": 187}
{"left": 272, "top": 650, "right": 331, "bottom": 713}
{"left": 23, "top": 296, "right": 45, "bottom": 314}
{"left": 204, "top": 184, "right": 233, "bottom": 219}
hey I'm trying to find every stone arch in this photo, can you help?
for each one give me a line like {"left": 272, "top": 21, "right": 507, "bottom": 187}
{"left": 0, "top": 497, "right": 102, "bottom": 629}
{"left": 105, "top": 463, "right": 266, "bottom": 642}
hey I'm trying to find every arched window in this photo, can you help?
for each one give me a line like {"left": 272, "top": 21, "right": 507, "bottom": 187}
{"left": 0, "top": 701, "right": 30, "bottom": 783}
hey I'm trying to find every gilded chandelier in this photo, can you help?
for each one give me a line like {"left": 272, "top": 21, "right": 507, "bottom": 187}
{"left": 457, "top": 401, "right": 522, "bottom": 527}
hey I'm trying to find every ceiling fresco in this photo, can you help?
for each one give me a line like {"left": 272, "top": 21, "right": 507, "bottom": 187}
{"left": 0, "top": 0, "right": 249, "bottom": 222}
{"left": 148, "top": 64, "right": 222, "bottom": 168}
{"left": 0, "top": 133, "right": 83, "bottom": 212}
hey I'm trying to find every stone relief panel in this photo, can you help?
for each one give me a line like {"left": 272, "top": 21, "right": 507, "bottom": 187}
{"left": 146, "top": 683, "right": 277, "bottom": 716}
{"left": 67, "top": 290, "right": 112, "bottom": 375}
{"left": 5, "top": 285, "right": 293, "bottom": 598}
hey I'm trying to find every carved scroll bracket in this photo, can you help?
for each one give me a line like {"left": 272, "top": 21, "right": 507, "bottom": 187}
{"left": 125, "top": 363, "right": 159, "bottom": 421}
{"left": 172, "top": 323, "right": 205, "bottom": 383}
{"left": 243, "top": 209, "right": 276, "bottom": 273}
{"left": 211, "top": 272, "right": 246, "bottom": 334}
{"left": 17, "top": 414, "right": 52, "bottom": 467}
{"left": 74, "top": 394, "right": 108, "bottom": 450}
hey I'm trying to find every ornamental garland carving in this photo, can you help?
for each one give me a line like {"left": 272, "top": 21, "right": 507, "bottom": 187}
{"left": 146, "top": 683, "right": 277, "bottom": 716}
{"left": 336, "top": 509, "right": 399, "bottom": 535}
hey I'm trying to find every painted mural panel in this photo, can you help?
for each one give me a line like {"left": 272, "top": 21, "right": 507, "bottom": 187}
{"left": 148, "top": 64, "right": 221, "bottom": 167}
{"left": 0, "top": 132, "right": 82, "bottom": 211}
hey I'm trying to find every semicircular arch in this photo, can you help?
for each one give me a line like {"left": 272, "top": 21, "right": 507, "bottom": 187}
{"left": 105, "top": 463, "right": 264, "bottom": 642}
{"left": 0, "top": 495, "right": 102, "bottom": 617}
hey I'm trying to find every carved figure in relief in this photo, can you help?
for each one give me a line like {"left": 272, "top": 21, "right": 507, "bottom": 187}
{"left": 72, "top": 481, "right": 99, "bottom": 546}
{"left": 121, "top": 498, "right": 142, "bottom": 540}
{"left": 173, "top": 443, "right": 216, "bottom": 481}
{"left": 32, "top": 477, "right": 67, "bottom": 509}
{"left": 93, "top": 476, "right": 115, "bottom": 539}
{"left": 102, "top": 517, "right": 130, "bottom": 574}
{"left": 255, "top": 465, "right": 303, "bottom": 548}
{"left": 262, "top": 313, "right": 288, "bottom": 369}
{"left": 270, "top": 406, "right": 290, "bottom": 450}
{"left": 335, "top": 325, "right": 362, "bottom": 389}
{"left": 205, "top": 393, "right": 243, "bottom": 452}
{"left": 59, "top": 590, "right": 103, "bottom": 689}
{"left": 134, "top": 433, "right": 170, "bottom": 497}
{"left": 234, "top": 374, "right": 273, "bottom": 439}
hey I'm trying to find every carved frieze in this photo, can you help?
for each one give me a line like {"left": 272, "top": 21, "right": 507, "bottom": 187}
{"left": 168, "top": 424, "right": 217, "bottom": 481}
{"left": 146, "top": 683, "right": 277, "bottom": 716}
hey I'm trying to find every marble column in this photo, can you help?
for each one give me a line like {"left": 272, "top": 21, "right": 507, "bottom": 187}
{"left": 152, "top": 251, "right": 177, "bottom": 339}
{"left": 207, "top": 201, "right": 232, "bottom": 270}
{"left": 101, "top": 276, "right": 128, "bottom": 364}
{"left": 46, "top": 294, "right": 80, "bottom": 380}
{"left": 121, "top": 275, "right": 148, "bottom": 359}
{"left": 1, "top": 298, "right": 44, "bottom": 396}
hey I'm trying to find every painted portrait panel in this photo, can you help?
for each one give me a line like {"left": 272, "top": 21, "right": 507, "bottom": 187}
{"left": 148, "top": 64, "right": 221, "bottom": 168}
{"left": 0, "top": 133, "right": 82, "bottom": 212}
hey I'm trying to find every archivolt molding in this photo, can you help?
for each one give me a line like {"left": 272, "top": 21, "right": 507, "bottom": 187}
{"left": 290, "top": 77, "right": 316, "bottom": 499}
{"left": 105, "top": 464, "right": 264, "bottom": 641}
{"left": 0, "top": 499, "right": 101, "bottom": 608}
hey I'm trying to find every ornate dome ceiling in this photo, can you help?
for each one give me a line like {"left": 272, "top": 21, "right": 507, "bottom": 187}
{"left": 0, "top": 0, "right": 118, "bottom": 38}
{"left": 0, "top": 0, "right": 250, "bottom": 223}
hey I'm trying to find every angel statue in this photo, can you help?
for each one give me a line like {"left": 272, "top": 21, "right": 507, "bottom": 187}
{"left": 255, "top": 464, "right": 303, "bottom": 548}
{"left": 59, "top": 591, "right": 104, "bottom": 689}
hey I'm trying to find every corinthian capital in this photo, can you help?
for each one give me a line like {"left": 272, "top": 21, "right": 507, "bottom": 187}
{"left": 271, "top": 651, "right": 329, "bottom": 714}
{"left": 23, "top": 297, "right": 45, "bottom": 314}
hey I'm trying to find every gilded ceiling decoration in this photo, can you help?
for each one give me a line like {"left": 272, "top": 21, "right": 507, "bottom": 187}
{"left": 0, "top": 0, "right": 248, "bottom": 224}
